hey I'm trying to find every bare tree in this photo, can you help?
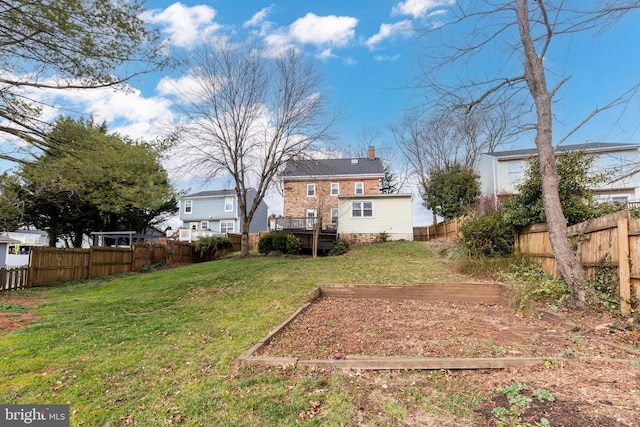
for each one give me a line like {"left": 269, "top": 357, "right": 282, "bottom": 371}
{"left": 416, "top": 0, "right": 640, "bottom": 306}
{"left": 172, "top": 41, "right": 333, "bottom": 256}
{"left": 391, "top": 101, "right": 513, "bottom": 222}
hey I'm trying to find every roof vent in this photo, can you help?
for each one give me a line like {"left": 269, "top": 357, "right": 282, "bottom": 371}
{"left": 351, "top": 159, "right": 358, "bottom": 164}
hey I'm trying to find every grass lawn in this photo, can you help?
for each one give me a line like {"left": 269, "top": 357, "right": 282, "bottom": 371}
{"left": 0, "top": 241, "right": 483, "bottom": 426}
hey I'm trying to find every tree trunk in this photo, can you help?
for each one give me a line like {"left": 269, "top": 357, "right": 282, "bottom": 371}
{"left": 240, "top": 231, "right": 250, "bottom": 258}
{"left": 516, "top": 0, "right": 598, "bottom": 306}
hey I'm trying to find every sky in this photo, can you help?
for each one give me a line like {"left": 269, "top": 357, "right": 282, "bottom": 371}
{"left": 10, "top": 0, "right": 640, "bottom": 225}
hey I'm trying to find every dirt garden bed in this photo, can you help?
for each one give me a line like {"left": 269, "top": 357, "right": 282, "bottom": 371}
{"left": 243, "top": 284, "right": 640, "bottom": 426}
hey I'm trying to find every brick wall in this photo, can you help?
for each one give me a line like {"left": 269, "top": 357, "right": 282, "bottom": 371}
{"left": 283, "top": 178, "right": 380, "bottom": 223}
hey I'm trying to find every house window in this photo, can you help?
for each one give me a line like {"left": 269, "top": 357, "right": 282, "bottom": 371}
{"left": 507, "top": 161, "right": 523, "bottom": 182}
{"left": 184, "top": 200, "right": 192, "bottom": 214}
{"left": 330, "top": 182, "right": 339, "bottom": 196}
{"left": 224, "top": 197, "right": 234, "bottom": 212}
{"left": 352, "top": 201, "right": 373, "bottom": 218}
{"left": 307, "top": 183, "right": 316, "bottom": 197}
{"left": 330, "top": 208, "right": 338, "bottom": 225}
{"left": 220, "top": 220, "right": 235, "bottom": 234}
{"left": 200, "top": 221, "right": 209, "bottom": 230}
{"left": 191, "top": 222, "right": 198, "bottom": 230}
{"left": 354, "top": 182, "right": 364, "bottom": 195}
{"left": 306, "top": 209, "right": 316, "bottom": 230}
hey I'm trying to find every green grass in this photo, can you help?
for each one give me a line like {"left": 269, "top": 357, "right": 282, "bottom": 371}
{"left": 0, "top": 241, "right": 482, "bottom": 426}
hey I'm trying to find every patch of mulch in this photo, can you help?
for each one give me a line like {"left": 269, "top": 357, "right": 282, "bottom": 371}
{"left": 0, "top": 293, "right": 41, "bottom": 336}
{"left": 258, "top": 297, "right": 639, "bottom": 360}
{"left": 256, "top": 296, "right": 640, "bottom": 426}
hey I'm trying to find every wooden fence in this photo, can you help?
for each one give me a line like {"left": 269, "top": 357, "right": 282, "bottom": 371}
{"left": 0, "top": 267, "right": 29, "bottom": 291}
{"left": 414, "top": 218, "right": 465, "bottom": 241}
{"left": 516, "top": 210, "right": 638, "bottom": 314}
{"left": 227, "top": 233, "right": 259, "bottom": 252}
{"left": 1, "top": 241, "right": 194, "bottom": 291}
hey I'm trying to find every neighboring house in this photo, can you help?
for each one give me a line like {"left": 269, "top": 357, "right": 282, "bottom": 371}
{"left": 280, "top": 147, "right": 386, "bottom": 229}
{"left": 478, "top": 142, "right": 640, "bottom": 204}
{"left": 177, "top": 189, "right": 268, "bottom": 242}
{"left": 337, "top": 194, "right": 413, "bottom": 244}
{"left": 0, "top": 230, "right": 49, "bottom": 267}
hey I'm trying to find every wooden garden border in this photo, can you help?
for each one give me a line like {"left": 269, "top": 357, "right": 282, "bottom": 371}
{"left": 239, "top": 283, "right": 569, "bottom": 370}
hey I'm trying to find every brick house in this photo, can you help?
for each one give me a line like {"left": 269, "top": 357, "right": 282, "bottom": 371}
{"left": 280, "top": 147, "right": 385, "bottom": 229}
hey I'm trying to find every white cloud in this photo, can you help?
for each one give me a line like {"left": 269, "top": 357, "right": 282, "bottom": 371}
{"left": 366, "top": 20, "right": 414, "bottom": 50}
{"left": 316, "top": 48, "right": 336, "bottom": 60}
{"left": 263, "top": 32, "right": 299, "bottom": 58}
{"left": 260, "top": 13, "right": 358, "bottom": 58}
{"left": 289, "top": 13, "right": 358, "bottom": 47}
{"left": 374, "top": 54, "right": 401, "bottom": 62}
{"left": 243, "top": 6, "right": 272, "bottom": 29}
{"left": 143, "top": 3, "right": 221, "bottom": 48}
{"left": 391, "top": 0, "right": 456, "bottom": 19}
{"left": 20, "top": 80, "right": 174, "bottom": 141}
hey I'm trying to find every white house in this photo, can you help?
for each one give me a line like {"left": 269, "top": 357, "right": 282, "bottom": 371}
{"left": 478, "top": 142, "right": 640, "bottom": 204}
{"left": 337, "top": 193, "right": 413, "bottom": 244}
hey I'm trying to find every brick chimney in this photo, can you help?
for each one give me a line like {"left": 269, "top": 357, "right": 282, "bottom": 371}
{"left": 368, "top": 146, "right": 375, "bottom": 160}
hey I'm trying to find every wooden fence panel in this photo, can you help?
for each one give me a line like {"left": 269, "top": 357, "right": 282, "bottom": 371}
{"left": 29, "top": 248, "right": 90, "bottom": 287}
{"left": 517, "top": 210, "right": 636, "bottom": 314}
{"left": 413, "top": 218, "right": 465, "bottom": 241}
{"left": 0, "top": 267, "right": 29, "bottom": 291}
{"left": 89, "top": 247, "right": 133, "bottom": 278}
{"left": 132, "top": 244, "right": 167, "bottom": 271}
{"left": 164, "top": 241, "right": 193, "bottom": 265}
{"left": 227, "top": 233, "right": 259, "bottom": 251}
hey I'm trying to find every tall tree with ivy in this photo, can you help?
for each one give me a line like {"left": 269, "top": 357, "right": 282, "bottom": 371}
{"left": 503, "top": 151, "right": 608, "bottom": 228}
{"left": 0, "top": 0, "right": 168, "bottom": 164}
{"left": 423, "top": 163, "right": 480, "bottom": 220}
{"left": 13, "top": 117, "right": 178, "bottom": 247}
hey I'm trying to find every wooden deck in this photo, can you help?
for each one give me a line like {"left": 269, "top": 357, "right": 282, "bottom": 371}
{"left": 270, "top": 217, "right": 338, "bottom": 253}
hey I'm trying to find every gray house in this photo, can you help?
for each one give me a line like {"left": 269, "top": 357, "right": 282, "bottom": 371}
{"left": 177, "top": 189, "right": 269, "bottom": 242}
{"left": 478, "top": 142, "right": 640, "bottom": 205}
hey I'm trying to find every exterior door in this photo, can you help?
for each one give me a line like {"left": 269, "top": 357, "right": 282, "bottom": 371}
{"left": 306, "top": 209, "right": 316, "bottom": 230}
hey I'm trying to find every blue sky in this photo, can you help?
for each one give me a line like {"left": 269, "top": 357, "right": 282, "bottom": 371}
{"left": 15, "top": 1, "right": 640, "bottom": 224}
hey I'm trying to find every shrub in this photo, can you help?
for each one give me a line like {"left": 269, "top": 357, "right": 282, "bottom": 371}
{"left": 457, "top": 210, "right": 515, "bottom": 257}
{"left": 328, "top": 238, "right": 350, "bottom": 256}
{"left": 258, "top": 232, "right": 301, "bottom": 255}
{"left": 498, "top": 259, "right": 569, "bottom": 311}
{"left": 193, "top": 236, "right": 233, "bottom": 259}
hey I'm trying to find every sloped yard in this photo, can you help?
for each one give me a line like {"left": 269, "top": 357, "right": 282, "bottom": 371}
{"left": 0, "top": 241, "right": 638, "bottom": 426}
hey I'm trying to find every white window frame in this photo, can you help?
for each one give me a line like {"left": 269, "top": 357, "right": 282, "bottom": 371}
{"left": 220, "top": 220, "right": 235, "bottom": 234}
{"left": 330, "top": 208, "right": 339, "bottom": 225}
{"left": 507, "top": 161, "right": 523, "bottom": 183}
{"left": 200, "top": 220, "right": 209, "bottom": 230}
{"left": 224, "top": 197, "right": 234, "bottom": 212}
{"left": 351, "top": 201, "right": 373, "bottom": 218}
{"left": 184, "top": 200, "right": 193, "bottom": 214}
{"left": 330, "top": 182, "right": 340, "bottom": 196}
{"left": 354, "top": 182, "right": 364, "bottom": 195}
{"left": 306, "top": 183, "right": 316, "bottom": 197}
{"left": 191, "top": 222, "right": 198, "bottom": 230}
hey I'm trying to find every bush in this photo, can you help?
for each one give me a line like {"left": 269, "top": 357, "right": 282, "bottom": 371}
{"left": 498, "top": 259, "right": 569, "bottom": 311}
{"left": 193, "top": 236, "right": 233, "bottom": 259}
{"left": 258, "top": 232, "right": 301, "bottom": 255}
{"left": 328, "top": 238, "right": 350, "bottom": 256}
{"left": 457, "top": 210, "right": 515, "bottom": 257}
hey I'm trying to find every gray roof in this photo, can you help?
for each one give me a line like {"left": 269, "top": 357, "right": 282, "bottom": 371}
{"left": 183, "top": 189, "right": 237, "bottom": 198}
{"left": 281, "top": 157, "right": 385, "bottom": 178}
{"left": 0, "top": 236, "right": 20, "bottom": 244}
{"left": 484, "top": 142, "right": 640, "bottom": 160}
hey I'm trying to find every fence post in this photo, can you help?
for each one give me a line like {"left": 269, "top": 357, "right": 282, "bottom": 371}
{"left": 617, "top": 218, "right": 631, "bottom": 314}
